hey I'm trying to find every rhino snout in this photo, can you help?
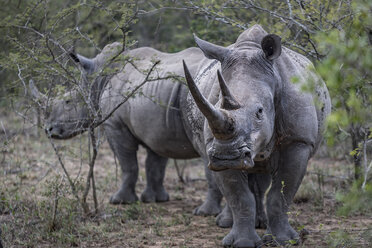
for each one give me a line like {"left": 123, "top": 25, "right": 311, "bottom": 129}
{"left": 45, "top": 124, "right": 65, "bottom": 138}
{"left": 207, "top": 146, "right": 254, "bottom": 171}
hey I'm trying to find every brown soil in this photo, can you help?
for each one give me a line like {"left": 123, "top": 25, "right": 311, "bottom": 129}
{"left": 0, "top": 120, "right": 371, "bottom": 247}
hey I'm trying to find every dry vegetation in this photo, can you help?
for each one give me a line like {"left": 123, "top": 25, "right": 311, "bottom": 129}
{"left": 0, "top": 110, "right": 371, "bottom": 248}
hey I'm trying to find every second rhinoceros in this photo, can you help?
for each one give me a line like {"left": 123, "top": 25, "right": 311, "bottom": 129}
{"left": 31, "top": 43, "right": 206, "bottom": 204}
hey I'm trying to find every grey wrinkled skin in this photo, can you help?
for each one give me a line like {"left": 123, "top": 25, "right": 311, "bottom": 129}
{"left": 182, "top": 24, "right": 331, "bottom": 247}
{"left": 33, "top": 42, "right": 239, "bottom": 214}
{"left": 217, "top": 173, "right": 270, "bottom": 229}
{"left": 37, "top": 43, "right": 205, "bottom": 205}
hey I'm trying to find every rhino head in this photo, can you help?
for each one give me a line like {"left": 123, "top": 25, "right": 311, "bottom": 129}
{"left": 30, "top": 41, "right": 123, "bottom": 139}
{"left": 184, "top": 31, "right": 282, "bottom": 171}
{"left": 29, "top": 53, "right": 98, "bottom": 139}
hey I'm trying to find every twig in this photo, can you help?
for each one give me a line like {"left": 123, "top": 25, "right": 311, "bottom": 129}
{"left": 16, "top": 64, "right": 27, "bottom": 96}
{"left": 91, "top": 60, "right": 161, "bottom": 128}
{"left": 173, "top": 159, "right": 187, "bottom": 184}
{"left": 362, "top": 135, "right": 372, "bottom": 190}
{"left": 47, "top": 135, "right": 80, "bottom": 202}
{"left": 49, "top": 175, "right": 62, "bottom": 231}
{"left": 81, "top": 127, "right": 99, "bottom": 215}
{"left": 89, "top": 127, "right": 99, "bottom": 215}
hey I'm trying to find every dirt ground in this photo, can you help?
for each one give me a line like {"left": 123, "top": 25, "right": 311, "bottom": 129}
{"left": 0, "top": 113, "right": 371, "bottom": 248}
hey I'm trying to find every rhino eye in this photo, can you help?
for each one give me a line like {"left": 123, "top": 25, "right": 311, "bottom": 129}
{"left": 256, "top": 108, "right": 263, "bottom": 119}
{"left": 65, "top": 100, "right": 71, "bottom": 104}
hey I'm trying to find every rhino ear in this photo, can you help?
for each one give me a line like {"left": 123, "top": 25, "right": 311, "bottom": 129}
{"left": 194, "top": 34, "right": 230, "bottom": 62}
{"left": 261, "top": 34, "right": 282, "bottom": 60}
{"left": 69, "top": 52, "right": 95, "bottom": 74}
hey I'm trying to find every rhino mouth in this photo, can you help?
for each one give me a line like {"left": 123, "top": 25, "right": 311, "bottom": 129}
{"left": 208, "top": 146, "right": 255, "bottom": 171}
{"left": 49, "top": 132, "right": 79, "bottom": 140}
{"left": 45, "top": 126, "right": 85, "bottom": 140}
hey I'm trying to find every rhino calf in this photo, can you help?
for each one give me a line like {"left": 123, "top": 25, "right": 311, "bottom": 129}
{"left": 182, "top": 24, "right": 331, "bottom": 247}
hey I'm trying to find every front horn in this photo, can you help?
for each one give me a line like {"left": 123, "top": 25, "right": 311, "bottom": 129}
{"left": 183, "top": 60, "right": 234, "bottom": 140}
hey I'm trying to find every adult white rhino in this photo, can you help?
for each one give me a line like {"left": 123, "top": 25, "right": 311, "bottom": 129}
{"left": 182, "top": 24, "right": 330, "bottom": 247}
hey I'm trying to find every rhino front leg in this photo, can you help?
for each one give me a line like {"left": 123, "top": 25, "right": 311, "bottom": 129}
{"left": 106, "top": 125, "right": 139, "bottom": 204}
{"left": 193, "top": 161, "right": 223, "bottom": 216}
{"left": 215, "top": 170, "right": 262, "bottom": 248}
{"left": 216, "top": 173, "right": 270, "bottom": 229}
{"left": 264, "top": 143, "right": 311, "bottom": 246}
{"left": 140, "top": 149, "right": 169, "bottom": 203}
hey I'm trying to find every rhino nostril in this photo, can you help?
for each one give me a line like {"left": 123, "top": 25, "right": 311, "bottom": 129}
{"left": 240, "top": 146, "right": 251, "bottom": 158}
{"left": 48, "top": 126, "right": 53, "bottom": 132}
{"left": 245, "top": 150, "right": 251, "bottom": 158}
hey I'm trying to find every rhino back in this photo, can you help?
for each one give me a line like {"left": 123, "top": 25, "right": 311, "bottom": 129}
{"left": 100, "top": 47, "right": 203, "bottom": 159}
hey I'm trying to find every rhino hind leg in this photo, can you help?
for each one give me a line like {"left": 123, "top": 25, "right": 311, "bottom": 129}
{"left": 106, "top": 125, "right": 140, "bottom": 204}
{"left": 193, "top": 161, "right": 223, "bottom": 216}
{"left": 140, "top": 149, "right": 169, "bottom": 203}
{"left": 216, "top": 204, "right": 233, "bottom": 228}
{"left": 249, "top": 173, "right": 271, "bottom": 229}
{"left": 264, "top": 143, "right": 311, "bottom": 246}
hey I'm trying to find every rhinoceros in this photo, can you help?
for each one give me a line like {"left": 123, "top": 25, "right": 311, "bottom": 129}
{"left": 31, "top": 41, "right": 268, "bottom": 218}
{"left": 30, "top": 43, "right": 204, "bottom": 204}
{"left": 182, "top": 24, "right": 331, "bottom": 247}
{"left": 31, "top": 23, "right": 330, "bottom": 247}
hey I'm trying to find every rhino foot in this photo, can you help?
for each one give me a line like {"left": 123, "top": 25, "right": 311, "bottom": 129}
{"left": 216, "top": 205, "right": 233, "bottom": 228}
{"left": 155, "top": 188, "right": 170, "bottom": 202}
{"left": 222, "top": 229, "right": 262, "bottom": 248}
{"left": 193, "top": 200, "right": 221, "bottom": 216}
{"left": 109, "top": 189, "right": 138, "bottom": 205}
{"left": 263, "top": 225, "right": 299, "bottom": 246}
{"left": 215, "top": 206, "right": 267, "bottom": 229}
{"left": 140, "top": 187, "right": 169, "bottom": 203}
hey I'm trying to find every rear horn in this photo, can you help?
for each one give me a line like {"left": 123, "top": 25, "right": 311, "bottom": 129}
{"left": 217, "top": 70, "right": 241, "bottom": 110}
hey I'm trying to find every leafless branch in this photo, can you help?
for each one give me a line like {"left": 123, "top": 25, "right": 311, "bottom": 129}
{"left": 47, "top": 134, "right": 80, "bottom": 202}
{"left": 362, "top": 135, "right": 372, "bottom": 190}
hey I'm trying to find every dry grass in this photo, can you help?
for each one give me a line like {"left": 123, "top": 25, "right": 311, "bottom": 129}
{"left": 0, "top": 111, "right": 371, "bottom": 248}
